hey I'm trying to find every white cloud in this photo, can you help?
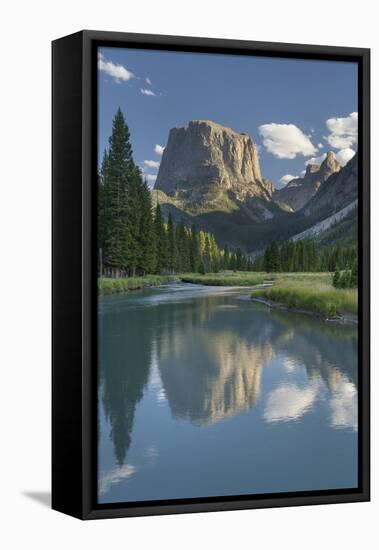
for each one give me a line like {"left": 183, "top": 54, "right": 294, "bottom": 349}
{"left": 99, "top": 464, "right": 137, "bottom": 496}
{"left": 318, "top": 142, "right": 324, "bottom": 148}
{"left": 325, "top": 112, "right": 358, "bottom": 149}
{"left": 264, "top": 382, "right": 319, "bottom": 423}
{"left": 300, "top": 169, "right": 306, "bottom": 177}
{"left": 143, "top": 160, "right": 160, "bottom": 169}
{"left": 154, "top": 144, "right": 165, "bottom": 156}
{"left": 145, "top": 174, "right": 157, "bottom": 182}
{"left": 278, "top": 174, "right": 297, "bottom": 187}
{"left": 98, "top": 52, "right": 135, "bottom": 83}
{"left": 259, "top": 123, "right": 318, "bottom": 159}
{"left": 335, "top": 148, "right": 356, "bottom": 166}
{"left": 141, "top": 88, "right": 157, "bottom": 96}
{"left": 305, "top": 153, "right": 327, "bottom": 166}
{"left": 146, "top": 77, "right": 152, "bottom": 85}
{"left": 330, "top": 379, "right": 357, "bottom": 431}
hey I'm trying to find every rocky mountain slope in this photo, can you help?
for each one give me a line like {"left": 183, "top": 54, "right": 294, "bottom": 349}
{"left": 273, "top": 152, "right": 341, "bottom": 211}
{"left": 303, "top": 153, "right": 358, "bottom": 218}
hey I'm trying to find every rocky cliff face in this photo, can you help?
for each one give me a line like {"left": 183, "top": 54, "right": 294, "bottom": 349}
{"left": 273, "top": 151, "right": 341, "bottom": 211}
{"left": 155, "top": 120, "right": 272, "bottom": 204}
{"left": 303, "top": 153, "right": 358, "bottom": 217}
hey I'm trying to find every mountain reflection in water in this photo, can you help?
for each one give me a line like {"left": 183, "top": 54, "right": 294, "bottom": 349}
{"left": 98, "top": 283, "right": 358, "bottom": 503}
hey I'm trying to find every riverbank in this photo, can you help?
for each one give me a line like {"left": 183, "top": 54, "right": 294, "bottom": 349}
{"left": 98, "top": 275, "right": 179, "bottom": 296}
{"left": 251, "top": 273, "right": 357, "bottom": 320}
{"left": 98, "top": 272, "right": 358, "bottom": 321}
{"left": 180, "top": 272, "right": 267, "bottom": 286}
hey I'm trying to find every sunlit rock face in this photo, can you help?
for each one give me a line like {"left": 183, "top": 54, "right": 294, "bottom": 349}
{"left": 155, "top": 120, "right": 272, "bottom": 203}
{"left": 157, "top": 327, "right": 273, "bottom": 425}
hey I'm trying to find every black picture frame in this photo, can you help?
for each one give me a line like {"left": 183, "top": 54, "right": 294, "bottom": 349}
{"left": 52, "top": 30, "right": 370, "bottom": 520}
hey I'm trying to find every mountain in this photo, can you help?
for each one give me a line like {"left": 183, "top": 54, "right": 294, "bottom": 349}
{"left": 154, "top": 120, "right": 280, "bottom": 220}
{"left": 153, "top": 119, "right": 358, "bottom": 252}
{"left": 273, "top": 151, "right": 341, "bottom": 211}
{"left": 156, "top": 120, "right": 266, "bottom": 199}
{"left": 303, "top": 153, "right": 358, "bottom": 218}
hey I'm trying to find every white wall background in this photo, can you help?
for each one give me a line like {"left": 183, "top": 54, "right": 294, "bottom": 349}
{"left": 0, "top": 0, "right": 376, "bottom": 547}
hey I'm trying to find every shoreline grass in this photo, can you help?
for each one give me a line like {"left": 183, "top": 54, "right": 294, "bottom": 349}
{"left": 180, "top": 272, "right": 267, "bottom": 286}
{"left": 251, "top": 272, "right": 357, "bottom": 317}
{"left": 98, "top": 275, "right": 178, "bottom": 296}
{"left": 98, "top": 272, "right": 358, "bottom": 318}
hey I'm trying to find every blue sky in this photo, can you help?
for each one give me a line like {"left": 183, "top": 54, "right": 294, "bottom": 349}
{"left": 98, "top": 47, "right": 358, "bottom": 189}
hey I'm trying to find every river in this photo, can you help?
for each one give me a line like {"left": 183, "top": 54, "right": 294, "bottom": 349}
{"left": 98, "top": 283, "right": 358, "bottom": 503}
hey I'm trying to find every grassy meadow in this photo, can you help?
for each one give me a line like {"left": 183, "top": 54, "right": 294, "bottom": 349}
{"left": 98, "top": 275, "right": 178, "bottom": 296}
{"left": 251, "top": 272, "right": 357, "bottom": 317}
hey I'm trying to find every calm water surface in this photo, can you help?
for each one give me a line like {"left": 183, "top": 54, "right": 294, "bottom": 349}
{"left": 98, "top": 283, "right": 358, "bottom": 503}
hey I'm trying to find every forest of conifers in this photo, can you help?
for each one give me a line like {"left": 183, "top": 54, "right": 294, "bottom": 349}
{"left": 98, "top": 109, "right": 357, "bottom": 279}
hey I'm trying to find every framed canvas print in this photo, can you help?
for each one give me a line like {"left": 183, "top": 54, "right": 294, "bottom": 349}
{"left": 52, "top": 30, "right": 370, "bottom": 519}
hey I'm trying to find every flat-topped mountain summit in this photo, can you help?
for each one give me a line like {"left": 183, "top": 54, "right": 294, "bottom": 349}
{"left": 155, "top": 120, "right": 273, "bottom": 204}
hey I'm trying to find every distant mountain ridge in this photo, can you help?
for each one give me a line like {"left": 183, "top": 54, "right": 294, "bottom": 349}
{"left": 273, "top": 151, "right": 341, "bottom": 211}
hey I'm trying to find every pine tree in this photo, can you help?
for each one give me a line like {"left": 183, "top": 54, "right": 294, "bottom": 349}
{"left": 350, "top": 258, "right": 358, "bottom": 287}
{"left": 125, "top": 166, "right": 142, "bottom": 276}
{"left": 208, "top": 234, "right": 219, "bottom": 272}
{"left": 98, "top": 149, "right": 109, "bottom": 256}
{"left": 103, "top": 108, "right": 135, "bottom": 276}
{"left": 223, "top": 245, "right": 230, "bottom": 270}
{"left": 166, "top": 212, "right": 176, "bottom": 273}
{"left": 175, "top": 223, "right": 190, "bottom": 272}
{"left": 137, "top": 177, "right": 155, "bottom": 275}
{"left": 204, "top": 234, "right": 212, "bottom": 272}
{"left": 264, "top": 241, "right": 280, "bottom": 272}
{"left": 154, "top": 203, "right": 168, "bottom": 273}
{"left": 189, "top": 225, "right": 198, "bottom": 272}
{"left": 229, "top": 252, "right": 237, "bottom": 272}
{"left": 236, "top": 248, "right": 243, "bottom": 271}
{"left": 198, "top": 231, "right": 206, "bottom": 259}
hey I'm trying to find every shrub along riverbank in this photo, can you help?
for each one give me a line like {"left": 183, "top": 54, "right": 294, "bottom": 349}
{"left": 98, "top": 275, "right": 178, "bottom": 296}
{"left": 251, "top": 272, "right": 357, "bottom": 318}
{"left": 180, "top": 272, "right": 267, "bottom": 286}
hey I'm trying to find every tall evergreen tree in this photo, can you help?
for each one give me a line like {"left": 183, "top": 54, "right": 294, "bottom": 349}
{"left": 137, "top": 177, "right": 155, "bottom": 275}
{"left": 125, "top": 166, "right": 142, "bottom": 276}
{"left": 189, "top": 224, "right": 198, "bottom": 272}
{"left": 223, "top": 245, "right": 230, "bottom": 270}
{"left": 103, "top": 108, "right": 135, "bottom": 276}
{"left": 98, "top": 149, "right": 109, "bottom": 257}
{"left": 175, "top": 223, "right": 190, "bottom": 272}
{"left": 166, "top": 212, "right": 176, "bottom": 273}
{"left": 235, "top": 248, "right": 243, "bottom": 271}
{"left": 154, "top": 204, "right": 168, "bottom": 273}
{"left": 264, "top": 241, "right": 280, "bottom": 272}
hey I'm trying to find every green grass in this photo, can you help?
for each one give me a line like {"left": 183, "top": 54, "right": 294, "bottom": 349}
{"left": 251, "top": 272, "right": 357, "bottom": 317}
{"left": 98, "top": 275, "right": 178, "bottom": 296}
{"left": 180, "top": 271, "right": 268, "bottom": 286}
